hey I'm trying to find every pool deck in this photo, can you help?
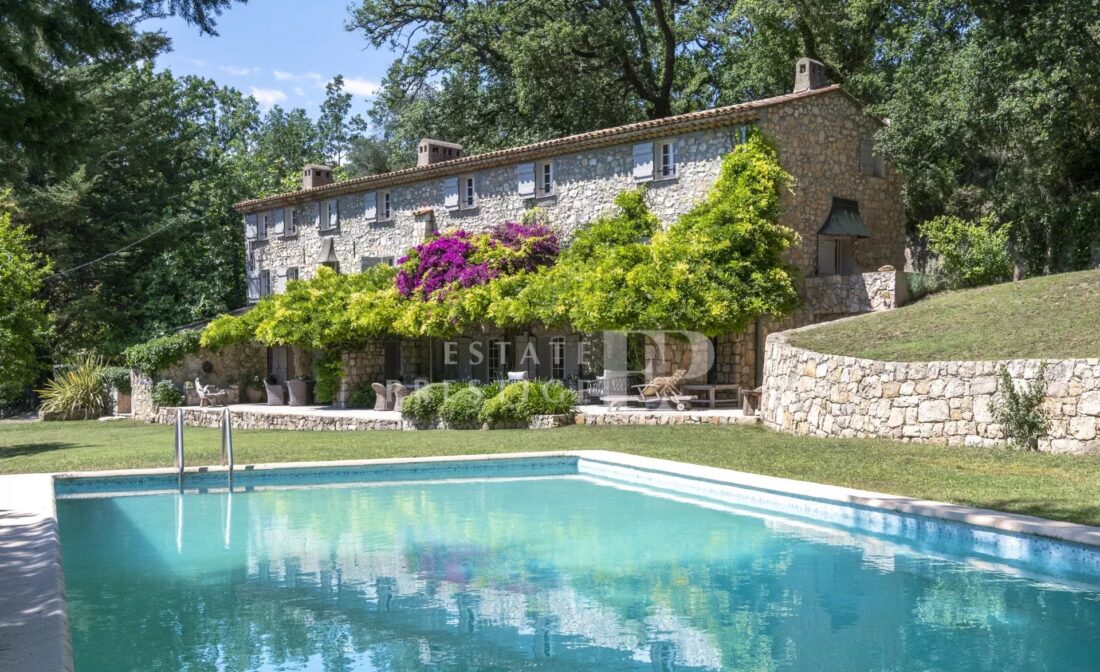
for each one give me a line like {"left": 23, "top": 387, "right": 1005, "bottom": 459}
{"left": 7, "top": 449, "right": 1100, "bottom": 672}
{"left": 0, "top": 474, "right": 72, "bottom": 672}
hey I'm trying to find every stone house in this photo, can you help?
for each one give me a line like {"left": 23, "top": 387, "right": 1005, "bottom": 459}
{"left": 233, "top": 58, "right": 907, "bottom": 406}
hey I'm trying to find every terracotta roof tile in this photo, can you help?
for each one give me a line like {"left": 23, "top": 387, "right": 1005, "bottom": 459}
{"left": 235, "top": 84, "right": 844, "bottom": 213}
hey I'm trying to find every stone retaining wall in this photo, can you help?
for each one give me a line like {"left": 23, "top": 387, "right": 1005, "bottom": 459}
{"left": 761, "top": 324, "right": 1100, "bottom": 453}
{"left": 150, "top": 407, "right": 575, "bottom": 432}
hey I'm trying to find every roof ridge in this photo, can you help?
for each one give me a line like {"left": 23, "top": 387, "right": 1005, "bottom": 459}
{"left": 235, "top": 84, "right": 843, "bottom": 212}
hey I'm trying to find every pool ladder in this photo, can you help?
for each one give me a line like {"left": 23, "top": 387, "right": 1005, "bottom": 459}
{"left": 174, "top": 408, "right": 235, "bottom": 491}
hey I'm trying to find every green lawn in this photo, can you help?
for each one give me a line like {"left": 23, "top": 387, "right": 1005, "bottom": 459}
{"left": 791, "top": 269, "right": 1100, "bottom": 361}
{"left": 5, "top": 420, "right": 1100, "bottom": 526}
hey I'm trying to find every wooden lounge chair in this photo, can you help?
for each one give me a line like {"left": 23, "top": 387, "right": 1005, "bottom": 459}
{"left": 603, "top": 369, "right": 696, "bottom": 411}
{"left": 195, "top": 378, "right": 228, "bottom": 407}
{"left": 371, "top": 382, "right": 389, "bottom": 411}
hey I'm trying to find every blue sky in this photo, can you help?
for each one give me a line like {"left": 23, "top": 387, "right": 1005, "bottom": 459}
{"left": 146, "top": 0, "right": 395, "bottom": 117}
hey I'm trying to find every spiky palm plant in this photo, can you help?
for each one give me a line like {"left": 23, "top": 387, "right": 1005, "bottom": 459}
{"left": 38, "top": 355, "right": 110, "bottom": 420}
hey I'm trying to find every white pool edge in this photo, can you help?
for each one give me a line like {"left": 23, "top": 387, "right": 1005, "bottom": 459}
{"left": 7, "top": 449, "right": 1100, "bottom": 672}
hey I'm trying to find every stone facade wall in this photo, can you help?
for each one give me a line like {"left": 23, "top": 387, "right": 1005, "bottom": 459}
{"left": 131, "top": 343, "right": 267, "bottom": 420}
{"left": 759, "top": 93, "right": 907, "bottom": 274}
{"left": 248, "top": 125, "right": 741, "bottom": 286}
{"left": 339, "top": 343, "right": 386, "bottom": 408}
{"left": 762, "top": 326, "right": 1100, "bottom": 453}
{"left": 801, "top": 270, "right": 908, "bottom": 321}
{"left": 246, "top": 89, "right": 906, "bottom": 292}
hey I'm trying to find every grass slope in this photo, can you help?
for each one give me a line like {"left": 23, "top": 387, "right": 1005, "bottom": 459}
{"left": 791, "top": 269, "right": 1100, "bottom": 361}
{"left": 5, "top": 420, "right": 1100, "bottom": 526}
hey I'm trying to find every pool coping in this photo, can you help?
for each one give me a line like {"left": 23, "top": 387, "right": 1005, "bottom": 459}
{"left": 7, "top": 449, "right": 1100, "bottom": 672}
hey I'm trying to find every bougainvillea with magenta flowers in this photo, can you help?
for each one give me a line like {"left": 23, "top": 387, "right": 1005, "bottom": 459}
{"left": 396, "top": 219, "right": 559, "bottom": 300}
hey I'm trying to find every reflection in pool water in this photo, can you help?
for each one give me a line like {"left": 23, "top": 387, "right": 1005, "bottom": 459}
{"left": 57, "top": 476, "right": 1100, "bottom": 671}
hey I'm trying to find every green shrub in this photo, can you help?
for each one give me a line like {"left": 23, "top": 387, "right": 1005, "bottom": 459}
{"left": 918, "top": 214, "right": 1013, "bottom": 289}
{"left": 348, "top": 380, "right": 377, "bottom": 409}
{"left": 905, "top": 272, "right": 946, "bottom": 301}
{"left": 124, "top": 331, "right": 202, "bottom": 376}
{"left": 478, "top": 380, "right": 505, "bottom": 401}
{"left": 100, "top": 366, "right": 132, "bottom": 395}
{"left": 38, "top": 355, "right": 110, "bottom": 420}
{"left": 438, "top": 387, "right": 485, "bottom": 426}
{"left": 478, "top": 380, "right": 577, "bottom": 425}
{"left": 313, "top": 354, "right": 342, "bottom": 405}
{"left": 995, "top": 364, "right": 1049, "bottom": 451}
{"left": 401, "top": 382, "right": 463, "bottom": 423}
{"left": 153, "top": 380, "right": 185, "bottom": 408}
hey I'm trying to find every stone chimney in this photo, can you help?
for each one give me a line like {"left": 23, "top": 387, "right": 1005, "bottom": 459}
{"left": 417, "top": 138, "right": 464, "bottom": 167}
{"left": 793, "top": 57, "right": 829, "bottom": 93}
{"left": 302, "top": 164, "right": 334, "bottom": 190}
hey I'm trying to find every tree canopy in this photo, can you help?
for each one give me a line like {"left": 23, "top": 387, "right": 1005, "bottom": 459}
{"left": 0, "top": 197, "right": 51, "bottom": 399}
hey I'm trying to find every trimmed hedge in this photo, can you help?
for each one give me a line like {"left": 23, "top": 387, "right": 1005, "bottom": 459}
{"left": 124, "top": 331, "right": 202, "bottom": 376}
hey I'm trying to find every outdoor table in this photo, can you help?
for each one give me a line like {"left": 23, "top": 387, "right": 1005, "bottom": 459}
{"left": 679, "top": 384, "right": 740, "bottom": 409}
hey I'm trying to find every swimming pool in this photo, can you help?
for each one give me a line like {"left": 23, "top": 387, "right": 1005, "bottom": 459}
{"left": 54, "top": 453, "right": 1100, "bottom": 671}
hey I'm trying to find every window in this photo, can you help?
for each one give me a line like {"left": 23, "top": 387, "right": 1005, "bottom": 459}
{"left": 657, "top": 141, "right": 677, "bottom": 179}
{"left": 322, "top": 200, "right": 339, "bottom": 231}
{"left": 286, "top": 267, "right": 299, "bottom": 283}
{"left": 462, "top": 174, "right": 477, "bottom": 209}
{"left": 817, "top": 237, "right": 855, "bottom": 276}
{"left": 259, "top": 212, "right": 271, "bottom": 240}
{"left": 259, "top": 270, "right": 272, "bottom": 297}
{"left": 537, "top": 161, "right": 554, "bottom": 196}
{"left": 487, "top": 339, "right": 506, "bottom": 380}
{"left": 286, "top": 207, "right": 299, "bottom": 236}
{"left": 550, "top": 336, "right": 565, "bottom": 380}
{"left": 360, "top": 256, "right": 395, "bottom": 272}
{"left": 859, "top": 137, "right": 885, "bottom": 178}
{"left": 380, "top": 191, "right": 392, "bottom": 220}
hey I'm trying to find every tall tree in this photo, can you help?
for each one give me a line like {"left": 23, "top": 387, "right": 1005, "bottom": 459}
{"left": 0, "top": 195, "right": 50, "bottom": 401}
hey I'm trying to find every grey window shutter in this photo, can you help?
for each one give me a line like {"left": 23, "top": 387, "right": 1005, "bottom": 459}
{"left": 632, "top": 142, "right": 654, "bottom": 181}
{"left": 443, "top": 176, "right": 459, "bottom": 209}
{"left": 274, "top": 270, "right": 286, "bottom": 294}
{"left": 859, "top": 138, "right": 874, "bottom": 175}
{"left": 272, "top": 209, "right": 284, "bottom": 237}
{"left": 817, "top": 238, "right": 837, "bottom": 276}
{"left": 312, "top": 202, "right": 321, "bottom": 229}
{"left": 244, "top": 214, "right": 258, "bottom": 240}
{"left": 516, "top": 163, "right": 535, "bottom": 196}
{"left": 246, "top": 271, "right": 260, "bottom": 302}
{"left": 363, "top": 191, "right": 377, "bottom": 222}
{"left": 535, "top": 336, "right": 552, "bottom": 379}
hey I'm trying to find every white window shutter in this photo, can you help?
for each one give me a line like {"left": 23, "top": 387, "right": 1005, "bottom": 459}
{"left": 246, "top": 271, "right": 260, "bottom": 303}
{"left": 363, "top": 191, "right": 377, "bottom": 222}
{"left": 443, "top": 177, "right": 459, "bottom": 209}
{"left": 632, "top": 142, "right": 654, "bottom": 181}
{"left": 244, "top": 214, "right": 257, "bottom": 240}
{"left": 272, "top": 209, "right": 284, "bottom": 236}
{"left": 516, "top": 163, "right": 535, "bottom": 196}
{"left": 284, "top": 207, "right": 295, "bottom": 235}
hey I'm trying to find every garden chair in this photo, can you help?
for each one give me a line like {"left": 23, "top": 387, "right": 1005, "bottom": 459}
{"left": 264, "top": 381, "right": 285, "bottom": 406}
{"left": 195, "top": 378, "right": 228, "bottom": 407}
{"left": 371, "top": 382, "right": 389, "bottom": 411}
{"left": 391, "top": 383, "right": 411, "bottom": 412}
{"left": 287, "top": 379, "right": 309, "bottom": 406}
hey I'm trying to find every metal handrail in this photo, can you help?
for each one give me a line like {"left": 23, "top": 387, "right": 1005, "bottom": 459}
{"left": 174, "top": 408, "right": 185, "bottom": 492}
{"left": 221, "top": 408, "right": 235, "bottom": 486}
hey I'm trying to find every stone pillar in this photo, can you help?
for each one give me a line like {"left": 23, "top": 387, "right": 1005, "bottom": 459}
{"left": 130, "top": 370, "right": 155, "bottom": 421}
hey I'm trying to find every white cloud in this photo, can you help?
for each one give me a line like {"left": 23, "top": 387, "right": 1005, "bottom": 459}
{"left": 187, "top": 57, "right": 208, "bottom": 67}
{"left": 293, "top": 86, "right": 306, "bottom": 97}
{"left": 250, "top": 87, "right": 288, "bottom": 108}
{"left": 343, "top": 77, "right": 381, "bottom": 97}
{"left": 275, "top": 70, "right": 324, "bottom": 83}
{"left": 220, "top": 65, "right": 258, "bottom": 76}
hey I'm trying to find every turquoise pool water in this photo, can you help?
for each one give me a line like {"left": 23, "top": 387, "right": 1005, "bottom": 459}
{"left": 57, "top": 470, "right": 1100, "bottom": 671}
